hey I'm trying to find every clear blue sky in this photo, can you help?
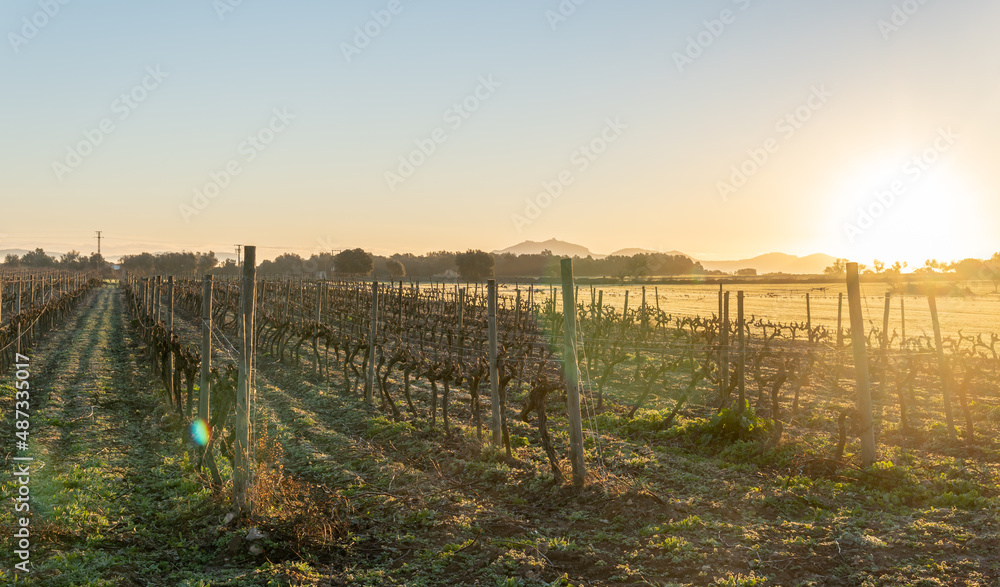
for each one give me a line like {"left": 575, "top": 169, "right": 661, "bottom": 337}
{"left": 2, "top": 0, "right": 998, "bottom": 265}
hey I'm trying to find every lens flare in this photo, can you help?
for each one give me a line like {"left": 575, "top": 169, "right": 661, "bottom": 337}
{"left": 191, "top": 418, "right": 211, "bottom": 447}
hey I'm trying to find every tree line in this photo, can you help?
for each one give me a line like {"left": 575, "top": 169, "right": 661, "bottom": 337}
{"left": 2, "top": 248, "right": 107, "bottom": 270}
{"left": 242, "top": 249, "right": 706, "bottom": 281}
{"left": 14, "top": 245, "right": 997, "bottom": 287}
{"left": 824, "top": 254, "right": 1000, "bottom": 291}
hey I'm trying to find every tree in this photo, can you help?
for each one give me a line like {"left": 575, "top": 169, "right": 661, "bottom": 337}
{"left": 950, "top": 258, "right": 985, "bottom": 281}
{"left": 60, "top": 250, "right": 82, "bottom": 269}
{"left": 873, "top": 259, "right": 885, "bottom": 275}
{"left": 259, "top": 253, "right": 305, "bottom": 275}
{"left": 985, "top": 253, "right": 1000, "bottom": 293}
{"left": 455, "top": 250, "right": 495, "bottom": 281}
{"left": 887, "top": 261, "right": 907, "bottom": 275}
{"left": 625, "top": 256, "right": 649, "bottom": 280}
{"left": 214, "top": 259, "right": 239, "bottom": 276}
{"left": 85, "top": 252, "right": 106, "bottom": 270}
{"left": 3, "top": 254, "right": 20, "bottom": 267}
{"left": 197, "top": 251, "right": 218, "bottom": 275}
{"left": 120, "top": 252, "right": 155, "bottom": 274}
{"left": 307, "top": 252, "right": 337, "bottom": 276}
{"left": 21, "top": 248, "right": 55, "bottom": 268}
{"left": 157, "top": 251, "right": 197, "bottom": 275}
{"left": 824, "top": 258, "right": 848, "bottom": 276}
{"left": 883, "top": 261, "right": 907, "bottom": 285}
{"left": 735, "top": 268, "right": 757, "bottom": 277}
{"left": 334, "top": 248, "right": 374, "bottom": 277}
{"left": 385, "top": 259, "right": 405, "bottom": 279}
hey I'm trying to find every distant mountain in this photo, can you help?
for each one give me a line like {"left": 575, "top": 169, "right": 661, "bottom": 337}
{"left": 700, "top": 253, "right": 836, "bottom": 275}
{"left": 608, "top": 248, "right": 692, "bottom": 259}
{"left": 493, "top": 239, "right": 594, "bottom": 258}
{"left": 493, "top": 241, "right": 836, "bottom": 274}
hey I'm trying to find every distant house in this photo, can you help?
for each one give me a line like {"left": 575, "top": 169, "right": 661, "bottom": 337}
{"left": 112, "top": 264, "right": 121, "bottom": 271}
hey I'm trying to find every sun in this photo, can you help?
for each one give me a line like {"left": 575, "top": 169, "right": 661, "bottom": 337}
{"left": 825, "top": 151, "right": 991, "bottom": 267}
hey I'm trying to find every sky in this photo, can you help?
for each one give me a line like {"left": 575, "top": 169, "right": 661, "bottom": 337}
{"left": 1, "top": 0, "right": 998, "bottom": 266}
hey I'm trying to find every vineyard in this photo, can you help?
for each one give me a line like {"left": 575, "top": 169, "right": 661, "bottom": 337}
{"left": 2, "top": 254, "right": 999, "bottom": 586}
{"left": 0, "top": 272, "right": 103, "bottom": 374}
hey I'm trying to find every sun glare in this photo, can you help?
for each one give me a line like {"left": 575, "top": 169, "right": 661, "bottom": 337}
{"left": 829, "top": 147, "right": 988, "bottom": 267}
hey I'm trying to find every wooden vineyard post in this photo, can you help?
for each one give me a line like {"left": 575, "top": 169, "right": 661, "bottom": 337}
{"left": 315, "top": 281, "right": 324, "bottom": 377}
{"left": 846, "top": 263, "right": 877, "bottom": 466}
{"left": 737, "top": 291, "right": 746, "bottom": 413}
{"left": 927, "top": 293, "right": 957, "bottom": 440}
{"left": 900, "top": 296, "right": 906, "bottom": 350}
{"left": 235, "top": 246, "right": 256, "bottom": 512}
{"left": 723, "top": 292, "right": 731, "bottom": 405}
{"left": 806, "top": 293, "right": 813, "bottom": 344}
{"left": 16, "top": 279, "right": 22, "bottom": 354}
{"left": 199, "top": 275, "right": 213, "bottom": 428}
{"left": 560, "top": 259, "right": 585, "bottom": 492}
{"left": 154, "top": 276, "right": 161, "bottom": 325}
{"left": 719, "top": 291, "right": 730, "bottom": 409}
{"left": 881, "top": 293, "right": 891, "bottom": 399}
{"left": 282, "top": 279, "right": 291, "bottom": 322}
{"left": 398, "top": 281, "right": 403, "bottom": 327}
{"left": 28, "top": 277, "right": 35, "bottom": 343}
{"left": 488, "top": 279, "right": 501, "bottom": 446}
{"left": 717, "top": 284, "right": 723, "bottom": 400}
{"left": 641, "top": 286, "right": 647, "bottom": 333}
{"left": 836, "top": 293, "right": 844, "bottom": 348}
{"left": 655, "top": 287, "right": 661, "bottom": 329}
{"left": 365, "top": 280, "right": 378, "bottom": 405}
{"left": 622, "top": 290, "right": 629, "bottom": 330}
{"left": 458, "top": 288, "right": 465, "bottom": 329}
{"left": 514, "top": 288, "right": 521, "bottom": 333}
{"left": 167, "top": 276, "right": 177, "bottom": 414}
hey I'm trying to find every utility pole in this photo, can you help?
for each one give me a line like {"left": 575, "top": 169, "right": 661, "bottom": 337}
{"left": 96, "top": 231, "right": 102, "bottom": 257}
{"left": 235, "top": 245, "right": 242, "bottom": 270}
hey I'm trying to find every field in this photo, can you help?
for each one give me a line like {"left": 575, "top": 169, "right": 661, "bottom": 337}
{"left": 1, "top": 274, "right": 999, "bottom": 586}
{"left": 520, "top": 282, "right": 1000, "bottom": 341}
